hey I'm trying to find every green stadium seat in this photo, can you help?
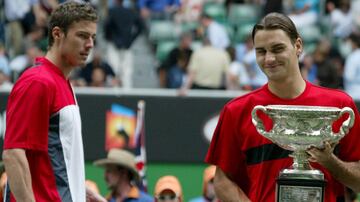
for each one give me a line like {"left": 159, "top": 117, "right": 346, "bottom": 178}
{"left": 298, "top": 25, "right": 322, "bottom": 44}
{"left": 228, "top": 4, "right": 261, "bottom": 26}
{"left": 234, "top": 23, "right": 254, "bottom": 43}
{"left": 203, "top": 3, "right": 227, "bottom": 23}
{"left": 181, "top": 22, "right": 199, "bottom": 33}
{"left": 156, "top": 41, "right": 177, "bottom": 62}
{"left": 149, "top": 21, "right": 179, "bottom": 43}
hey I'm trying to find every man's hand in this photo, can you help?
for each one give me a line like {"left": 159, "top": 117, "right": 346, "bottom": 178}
{"left": 307, "top": 141, "right": 360, "bottom": 192}
{"left": 86, "top": 187, "right": 106, "bottom": 202}
{"left": 307, "top": 141, "right": 337, "bottom": 165}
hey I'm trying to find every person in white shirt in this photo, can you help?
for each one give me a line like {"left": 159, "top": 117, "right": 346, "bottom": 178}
{"left": 344, "top": 32, "right": 360, "bottom": 101}
{"left": 200, "top": 14, "right": 230, "bottom": 50}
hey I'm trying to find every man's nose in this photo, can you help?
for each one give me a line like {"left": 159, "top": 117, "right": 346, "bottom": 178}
{"left": 265, "top": 52, "right": 275, "bottom": 63}
{"left": 86, "top": 37, "right": 95, "bottom": 49}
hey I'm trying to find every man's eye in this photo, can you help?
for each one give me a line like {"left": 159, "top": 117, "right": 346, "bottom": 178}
{"left": 273, "top": 48, "right": 284, "bottom": 53}
{"left": 78, "top": 34, "right": 88, "bottom": 39}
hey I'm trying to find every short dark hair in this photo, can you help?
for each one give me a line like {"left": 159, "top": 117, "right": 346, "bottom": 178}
{"left": 48, "top": 1, "right": 98, "bottom": 47}
{"left": 349, "top": 32, "right": 360, "bottom": 47}
{"left": 252, "top": 12, "right": 300, "bottom": 44}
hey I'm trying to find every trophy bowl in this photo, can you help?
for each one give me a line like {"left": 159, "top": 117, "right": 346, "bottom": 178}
{"left": 252, "top": 105, "right": 355, "bottom": 170}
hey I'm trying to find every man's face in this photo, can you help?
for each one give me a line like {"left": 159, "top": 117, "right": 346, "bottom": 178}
{"left": 254, "top": 29, "right": 302, "bottom": 82}
{"left": 205, "top": 179, "right": 216, "bottom": 200}
{"left": 58, "top": 20, "right": 97, "bottom": 68}
{"left": 104, "top": 165, "right": 122, "bottom": 189}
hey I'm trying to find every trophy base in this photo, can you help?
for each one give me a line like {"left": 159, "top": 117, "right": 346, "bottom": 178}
{"left": 276, "top": 169, "right": 326, "bottom": 202}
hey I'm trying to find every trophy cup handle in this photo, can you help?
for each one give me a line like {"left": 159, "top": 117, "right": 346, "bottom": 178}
{"left": 332, "top": 107, "right": 355, "bottom": 140}
{"left": 251, "top": 105, "right": 272, "bottom": 137}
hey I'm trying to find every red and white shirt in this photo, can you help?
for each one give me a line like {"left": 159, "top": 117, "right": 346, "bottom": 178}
{"left": 4, "top": 57, "right": 85, "bottom": 202}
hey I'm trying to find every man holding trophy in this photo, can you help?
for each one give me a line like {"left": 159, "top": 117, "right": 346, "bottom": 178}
{"left": 205, "top": 12, "right": 360, "bottom": 202}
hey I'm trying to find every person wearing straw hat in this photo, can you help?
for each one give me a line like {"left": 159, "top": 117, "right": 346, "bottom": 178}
{"left": 154, "top": 175, "right": 183, "bottom": 202}
{"left": 94, "top": 148, "right": 153, "bottom": 202}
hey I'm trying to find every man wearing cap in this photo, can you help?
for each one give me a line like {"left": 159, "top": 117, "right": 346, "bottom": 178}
{"left": 94, "top": 149, "right": 153, "bottom": 202}
{"left": 154, "top": 176, "right": 183, "bottom": 202}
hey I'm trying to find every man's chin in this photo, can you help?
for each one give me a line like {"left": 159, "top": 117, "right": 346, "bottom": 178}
{"left": 75, "top": 61, "right": 86, "bottom": 68}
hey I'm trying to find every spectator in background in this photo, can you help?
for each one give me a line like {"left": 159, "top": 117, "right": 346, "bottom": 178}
{"left": 263, "top": 0, "right": 283, "bottom": 15}
{"left": 0, "top": 43, "right": 11, "bottom": 80}
{"left": 179, "top": 38, "right": 230, "bottom": 94}
{"left": 0, "top": 164, "right": 6, "bottom": 202}
{"left": 4, "top": 0, "right": 48, "bottom": 58}
{"left": 174, "top": 0, "right": 204, "bottom": 24}
{"left": 344, "top": 32, "right": 360, "bottom": 101}
{"left": 9, "top": 44, "right": 44, "bottom": 80}
{"left": 226, "top": 46, "right": 251, "bottom": 90}
{"left": 89, "top": 67, "right": 107, "bottom": 87}
{"left": 199, "top": 14, "right": 230, "bottom": 50}
{"left": 327, "top": 0, "right": 353, "bottom": 39}
{"left": 0, "top": 70, "right": 13, "bottom": 89}
{"left": 235, "top": 35, "right": 267, "bottom": 90}
{"left": 78, "top": 49, "right": 118, "bottom": 87}
{"left": 23, "top": 25, "right": 46, "bottom": 54}
{"left": 154, "top": 175, "right": 183, "bottom": 202}
{"left": 94, "top": 149, "right": 153, "bottom": 202}
{"left": 138, "top": 0, "right": 181, "bottom": 20}
{"left": 287, "top": 0, "right": 319, "bottom": 29}
{"left": 312, "top": 38, "right": 343, "bottom": 89}
{"left": 189, "top": 165, "right": 218, "bottom": 202}
{"left": 104, "top": 0, "right": 144, "bottom": 89}
{"left": 300, "top": 53, "right": 318, "bottom": 84}
{"left": 158, "top": 32, "right": 193, "bottom": 88}
{"left": 350, "top": 0, "right": 360, "bottom": 31}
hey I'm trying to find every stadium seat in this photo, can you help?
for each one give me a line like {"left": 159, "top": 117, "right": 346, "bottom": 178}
{"left": 203, "top": 3, "right": 227, "bottom": 23}
{"left": 156, "top": 41, "right": 177, "bottom": 62}
{"left": 234, "top": 23, "right": 254, "bottom": 43}
{"left": 298, "top": 25, "right": 322, "bottom": 44}
{"left": 181, "top": 22, "right": 199, "bottom": 34}
{"left": 228, "top": 4, "right": 261, "bottom": 26}
{"left": 149, "top": 21, "right": 179, "bottom": 43}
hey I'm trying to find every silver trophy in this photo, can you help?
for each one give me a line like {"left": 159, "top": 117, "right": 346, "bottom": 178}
{"left": 251, "top": 105, "right": 355, "bottom": 202}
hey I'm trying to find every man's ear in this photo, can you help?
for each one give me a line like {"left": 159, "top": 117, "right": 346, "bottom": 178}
{"left": 295, "top": 37, "right": 303, "bottom": 56}
{"left": 52, "top": 26, "right": 63, "bottom": 41}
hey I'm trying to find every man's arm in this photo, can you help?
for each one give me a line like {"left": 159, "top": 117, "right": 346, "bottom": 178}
{"left": 2, "top": 149, "right": 35, "bottom": 201}
{"left": 178, "top": 70, "right": 195, "bottom": 96}
{"left": 307, "top": 141, "right": 360, "bottom": 192}
{"left": 214, "top": 166, "right": 251, "bottom": 202}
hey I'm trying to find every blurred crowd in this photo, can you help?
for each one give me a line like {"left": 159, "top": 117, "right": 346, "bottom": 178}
{"left": 1, "top": 0, "right": 360, "bottom": 99}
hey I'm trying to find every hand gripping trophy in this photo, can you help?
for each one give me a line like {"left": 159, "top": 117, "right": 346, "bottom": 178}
{"left": 252, "top": 105, "right": 355, "bottom": 202}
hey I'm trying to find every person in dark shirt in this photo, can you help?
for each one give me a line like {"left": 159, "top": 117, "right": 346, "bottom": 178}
{"left": 158, "top": 32, "right": 193, "bottom": 88}
{"left": 79, "top": 49, "right": 118, "bottom": 87}
{"left": 104, "top": 0, "right": 144, "bottom": 88}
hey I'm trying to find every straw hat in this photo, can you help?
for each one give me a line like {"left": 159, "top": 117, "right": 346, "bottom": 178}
{"left": 93, "top": 149, "right": 139, "bottom": 180}
{"left": 154, "top": 175, "right": 183, "bottom": 199}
